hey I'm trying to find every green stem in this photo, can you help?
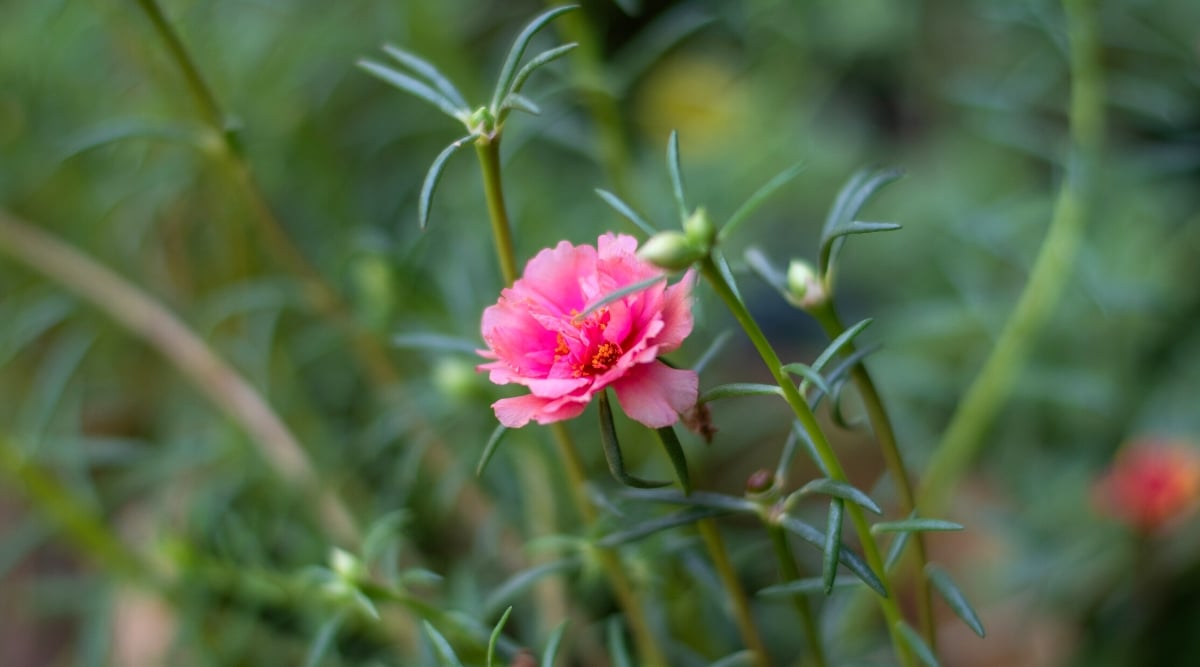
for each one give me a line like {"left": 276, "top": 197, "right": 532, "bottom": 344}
{"left": 699, "top": 257, "right": 914, "bottom": 667}
{"left": 918, "top": 0, "right": 1104, "bottom": 516}
{"left": 697, "top": 519, "right": 773, "bottom": 667}
{"left": 549, "top": 424, "right": 670, "bottom": 667}
{"left": 475, "top": 136, "right": 520, "bottom": 287}
{"left": 809, "top": 302, "right": 935, "bottom": 647}
{"left": 767, "top": 525, "right": 827, "bottom": 667}
{"left": 474, "top": 132, "right": 669, "bottom": 667}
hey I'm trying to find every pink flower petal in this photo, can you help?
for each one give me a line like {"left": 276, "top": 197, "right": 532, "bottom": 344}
{"left": 610, "top": 361, "right": 699, "bottom": 428}
{"left": 493, "top": 394, "right": 588, "bottom": 427}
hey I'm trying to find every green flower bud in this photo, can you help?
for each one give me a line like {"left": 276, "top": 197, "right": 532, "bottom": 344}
{"left": 786, "top": 259, "right": 824, "bottom": 308}
{"left": 683, "top": 206, "right": 717, "bottom": 249}
{"left": 330, "top": 547, "right": 363, "bottom": 582}
{"left": 637, "top": 231, "right": 705, "bottom": 271}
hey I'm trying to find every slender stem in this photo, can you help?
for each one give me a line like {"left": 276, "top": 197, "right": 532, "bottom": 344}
{"left": 475, "top": 136, "right": 520, "bottom": 286}
{"left": 766, "top": 525, "right": 827, "bottom": 667}
{"left": 697, "top": 519, "right": 773, "bottom": 667}
{"left": 474, "top": 130, "right": 669, "bottom": 666}
{"left": 549, "top": 424, "right": 670, "bottom": 667}
{"left": 699, "top": 257, "right": 914, "bottom": 667}
{"left": 809, "top": 303, "right": 935, "bottom": 647}
{"left": 918, "top": 0, "right": 1104, "bottom": 516}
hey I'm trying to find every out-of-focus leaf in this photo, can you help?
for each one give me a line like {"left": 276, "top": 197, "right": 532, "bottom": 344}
{"left": 794, "top": 478, "right": 883, "bottom": 515}
{"left": 424, "top": 621, "right": 466, "bottom": 667}
{"left": 577, "top": 275, "right": 665, "bottom": 320}
{"left": 710, "top": 650, "right": 757, "bottom": 667}
{"left": 780, "top": 362, "right": 833, "bottom": 398}
{"left": 667, "top": 130, "right": 688, "bottom": 223}
{"left": 358, "top": 60, "right": 466, "bottom": 119}
{"left": 884, "top": 531, "right": 912, "bottom": 571}
{"left": 362, "top": 509, "right": 409, "bottom": 564}
{"left": 507, "top": 44, "right": 578, "bottom": 98}
{"left": 419, "top": 133, "right": 478, "bottom": 230}
{"left": 757, "top": 576, "right": 862, "bottom": 598}
{"left": 655, "top": 425, "right": 691, "bottom": 493}
{"left": 487, "top": 607, "right": 513, "bottom": 667}
{"left": 599, "top": 391, "right": 671, "bottom": 489}
{"left": 621, "top": 488, "right": 759, "bottom": 514}
{"left": 871, "top": 518, "right": 964, "bottom": 534}
{"left": 490, "top": 5, "right": 578, "bottom": 111}
{"left": 822, "top": 498, "right": 844, "bottom": 595}
{"left": 776, "top": 516, "right": 886, "bottom": 597}
{"left": 692, "top": 330, "right": 731, "bottom": 374}
{"left": 926, "top": 563, "right": 985, "bottom": 637}
{"left": 392, "top": 332, "right": 480, "bottom": 355}
{"left": 382, "top": 44, "right": 469, "bottom": 109}
{"left": 720, "top": 163, "right": 806, "bottom": 242}
{"left": 699, "top": 383, "right": 784, "bottom": 403}
{"left": 598, "top": 507, "right": 726, "bottom": 548}
{"left": 476, "top": 424, "right": 509, "bottom": 477}
{"left": 304, "top": 611, "right": 346, "bottom": 667}
{"left": 542, "top": 619, "right": 569, "bottom": 667}
{"left": 483, "top": 559, "right": 580, "bottom": 619}
{"left": 895, "top": 620, "right": 939, "bottom": 667}
{"left": 596, "top": 189, "right": 658, "bottom": 236}
{"left": 607, "top": 617, "right": 634, "bottom": 667}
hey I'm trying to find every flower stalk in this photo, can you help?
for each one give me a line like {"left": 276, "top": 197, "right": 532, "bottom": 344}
{"left": 698, "top": 256, "right": 915, "bottom": 667}
{"left": 767, "top": 524, "right": 828, "bottom": 667}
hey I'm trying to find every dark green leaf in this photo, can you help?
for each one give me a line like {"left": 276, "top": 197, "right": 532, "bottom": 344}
{"left": 822, "top": 499, "right": 843, "bottom": 595}
{"left": 699, "top": 383, "right": 783, "bottom": 403}
{"left": 490, "top": 5, "right": 578, "bottom": 111}
{"left": 710, "top": 650, "right": 757, "bottom": 667}
{"left": 424, "top": 621, "right": 466, "bottom": 667}
{"left": 796, "top": 478, "right": 883, "bottom": 515}
{"left": 808, "top": 343, "right": 882, "bottom": 409}
{"left": 381, "top": 44, "right": 469, "bottom": 109}
{"left": 884, "top": 531, "right": 912, "bottom": 571}
{"left": 926, "top": 564, "right": 985, "bottom": 637}
{"left": 487, "top": 607, "right": 513, "bottom": 667}
{"left": 655, "top": 425, "right": 691, "bottom": 493}
{"left": 476, "top": 424, "right": 509, "bottom": 477}
{"left": 598, "top": 507, "right": 726, "bottom": 547}
{"left": 419, "top": 133, "right": 477, "bottom": 230}
{"left": 595, "top": 189, "right": 658, "bottom": 236}
{"left": 607, "top": 617, "right": 634, "bottom": 667}
{"left": 791, "top": 422, "right": 831, "bottom": 476}
{"left": 667, "top": 130, "right": 688, "bottom": 223}
{"left": 621, "top": 488, "right": 759, "bottom": 514}
{"left": 542, "top": 619, "right": 569, "bottom": 667}
{"left": 358, "top": 60, "right": 466, "bottom": 119}
{"left": 777, "top": 516, "right": 886, "bottom": 597}
{"left": 720, "top": 162, "right": 806, "bottom": 242}
{"left": 819, "top": 167, "right": 904, "bottom": 274}
{"left": 895, "top": 620, "right": 939, "bottom": 667}
{"left": 757, "top": 576, "right": 862, "bottom": 598}
{"left": 499, "top": 93, "right": 541, "bottom": 116}
{"left": 811, "top": 319, "right": 873, "bottom": 374}
{"left": 483, "top": 558, "right": 580, "bottom": 618}
{"left": 872, "top": 518, "right": 964, "bottom": 534}
{"left": 599, "top": 392, "right": 671, "bottom": 489}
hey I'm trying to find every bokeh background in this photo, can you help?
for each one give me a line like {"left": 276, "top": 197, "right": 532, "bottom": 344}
{"left": 2, "top": 0, "right": 1199, "bottom": 665}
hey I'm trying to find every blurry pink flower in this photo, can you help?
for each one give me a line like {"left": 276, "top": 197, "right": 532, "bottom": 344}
{"left": 478, "top": 233, "right": 698, "bottom": 429}
{"left": 1093, "top": 437, "right": 1200, "bottom": 533}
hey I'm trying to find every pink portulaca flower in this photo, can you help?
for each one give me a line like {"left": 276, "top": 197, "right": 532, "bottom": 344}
{"left": 478, "top": 233, "right": 698, "bottom": 429}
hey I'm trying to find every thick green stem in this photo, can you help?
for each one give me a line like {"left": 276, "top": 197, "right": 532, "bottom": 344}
{"left": 809, "top": 303, "right": 935, "bottom": 647}
{"left": 767, "top": 525, "right": 827, "bottom": 667}
{"left": 700, "top": 257, "right": 914, "bottom": 667}
{"left": 918, "top": 0, "right": 1104, "bottom": 516}
{"left": 475, "top": 137, "right": 521, "bottom": 287}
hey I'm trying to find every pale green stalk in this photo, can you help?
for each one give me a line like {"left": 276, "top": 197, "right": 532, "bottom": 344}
{"left": 919, "top": 0, "right": 1104, "bottom": 516}
{"left": 767, "top": 525, "right": 827, "bottom": 667}
{"left": 699, "top": 257, "right": 914, "bottom": 667}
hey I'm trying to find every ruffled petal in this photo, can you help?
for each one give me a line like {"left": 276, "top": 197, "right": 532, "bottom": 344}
{"left": 610, "top": 361, "right": 699, "bottom": 428}
{"left": 493, "top": 394, "right": 588, "bottom": 427}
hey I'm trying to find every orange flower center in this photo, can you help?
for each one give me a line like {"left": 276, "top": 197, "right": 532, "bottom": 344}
{"left": 553, "top": 308, "right": 623, "bottom": 377}
{"left": 587, "top": 342, "right": 620, "bottom": 373}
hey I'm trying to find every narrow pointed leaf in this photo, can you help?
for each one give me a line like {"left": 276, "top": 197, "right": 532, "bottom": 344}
{"left": 820, "top": 167, "right": 904, "bottom": 274}
{"left": 499, "top": 93, "right": 541, "bottom": 116}
{"left": 811, "top": 318, "right": 873, "bottom": 373}
{"left": 487, "top": 607, "right": 514, "bottom": 667}
{"left": 699, "top": 383, "right": 783, "bottom": 403}
{"left": 796, "top": 478, "right": 883, "bottom": 515}
{"left": 713, "top": 249, "right": 743, "bottom": 302}
{"left": 809, "top": 343, "right": 882, "bottom": 409}
{"left": 872, "top": 518, "right": 964, "bottom": 534}
{"left": 758, "top": 576, "right": 862, "bottom": 598}
{"left": 621, "top": 488, "right": 759, "bottom": 514}
{"left": 420, "top": 134, "right": 478, "bottom": 230}
{"left": 484, "top": 558, "right": 580, "bottom": 618}
{"left": 884, "top": 530, "right": 912, "bottom": 571}
{"left": 895, "top": 620, "right": 939, "bottom": 667}
{"left": 304, "top": 611, "right": 346, "bottom": 667}
{"left": 822, "top": 499, "right": 843, "bottom": 594}
{"left": 599, "top": 392, "right": 671, "bottom": 488}
{"left": 595, "top": 189, "right": 658, "bottom": 236}
{"left": 777, "top": 516, "right": 887, "bottom": 597}
{"left": 775, "top": 427, "right": 800, "bottom": 482}
{"left": 667, "top": 130, "right": 688, "bottom": 223}
{"left": 791, "top": 422, "right": 831, "bottom": 476}
{"left": 358, "top": 60, "right": 466, "bottom": 119}
{"left": 476, "top": 424, "right": 509, "bottom": 477}
{"left": 781, "top": 362, "right": 833, "bottom": 398}
{"left": 710, "top": 650, "right": 757, "bottom": 667}
{"left": 381, "top": 44, "right": 469, "bottom": 109}
{"left": 541, "top": 620, "right": 569, "bottom": 667}
{"left": 491, "top": 5, "right": 578, "bottom": 111}
{"left": 598, "top": 507, "right": 726, "bottom": 547}
{"left": 743, "top": 246, "right": 787, "bottom": 294}
{"left": 926, "top": 564, "right": 985, "bottom": 637}
{"left": 719, "top": 162, "right": 806, "bottom": 242}
{"left": 577, "top": 275, "right": 665, "bottom": 320}
{"left": 424, "top": 622, "right": 466, "bottom": 667}
{"left": 508, "top": 43, "right": 579, "bottom": 97}
{"left": 655, "top": 425, "right": 691, "bottom": 493}
{"left": 607, "top": 617, "right": 634, "bottom": 667}
{"left": 692, "top": 330, "right": 732, "bottom": 374}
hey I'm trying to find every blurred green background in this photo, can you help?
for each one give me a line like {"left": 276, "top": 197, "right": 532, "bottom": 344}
{"left": 2, "top": 0, "right": 1199, "bottom": 665}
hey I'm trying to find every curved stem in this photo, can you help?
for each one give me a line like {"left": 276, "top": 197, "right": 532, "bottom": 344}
{"left": 918, "top": 0, "right": 1104, "bottom": 516}
{"left": 808, "top": 302, "right": 935, "bottom": 647}
{"left": 475, "top": 136, "right": 520, "bottom": 286}
{"left": 767, "top": 525, "right": 827, "bottom": 667}
{"left": 699, "top": 257, "right": 914, "bottom": 667}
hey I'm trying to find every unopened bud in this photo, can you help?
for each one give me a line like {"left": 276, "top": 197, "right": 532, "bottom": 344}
{"left": 330, "top": 547, "right": 363, "bottom": 581}
{"left": 786, "top": 259, "right": 824, "bottom": 308}
{"left": 745, "top": 468, "right": 777, "bottom": 497}
{"left": 683, "top": 207, "right": 717, "bottom": 249}
{"left": 638, "top": 231, "right": 704, "bottom": 271}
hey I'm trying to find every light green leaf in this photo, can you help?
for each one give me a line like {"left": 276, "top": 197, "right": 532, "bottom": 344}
{"left": 607, "top": 617, "right": 634, "bottom": 667}
{"left": 358, "top": 60, "right": 466, "bottom": 119}
{"left": 884, "top": 530, "right": 912, "bottom": 571}
{"left": 487, "top": 607, "right": 513, "bottom": 667}
{"left": 507, "top": 43, "right": 579, "bottom": 98}
{"left": 777, "top": 516, "right": 886, "bottom": 597}
{"left": 542, "top": 619, "right": 569, "bottom": 667}
{"left": 822, "top": 498, "right": 843, "bottom": 595}
{"left": 699, "top": 383, "right": 784, "bottom": 403}
{"left": 304, "top": 611, "right": 346, "bottom": 667}
{"left": 484, "top": 559, "right": 580, "bottom": 618}
{"left": 491, "top": 5, "right": 579, "bottom": 111}
{"left": 498, "top": 93, "right": 541, "bottom": 116}
{"left": 576, "top": 275, "right": 666, "bottom": 321}
{"left": 621, "top": 488, "right": 759, "bottom": 514}
{"left": 598, "top": 507, "right": 726, "bottom": 547}
{"left": 667, "top": 130, "right": 688, "bottom": 223}
{"left": 719, "top": 162, "right": 805, "bottom": 242}
{"left": 780, "top": 362, "right": 833, "bottom": 398}
{"left": 926, "top": 564, "right": 985, "bottom": 637}
{"left": 819, "top": 167, "right": 904, "bottom": 275}
{"left": 419, "top": 133, "right": 478, "bottom": 230}
{"left": 895, "top": 620, "right": 939, "bottom": 667}
{"left": 710, "top": 650, "right": 757, "bottom": 667}
{"left": 757, "top": 576, "right": 862, "bottom": 598}
{"left": 871, "top": 518, "right": 964, "bottom": 534}
{"left": 476, "top": 424, "right": 509, "bottom": 477}
{"left": 381, "top": 44, "right": 469, "bottom": 110}
{"left": 424, "top": 621, "right": 466, "bottom": 667}
{"left": 794, "top": 478, "right": 883, "bottom": 515}
{"left": 811, "top": 318, "right": 873, "bottom": 374}
{"left": 595, "top": 188, "right": 658, "bottom": 236}
{"left": 362, "top": 509, "right": 410, "bottom": 564}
